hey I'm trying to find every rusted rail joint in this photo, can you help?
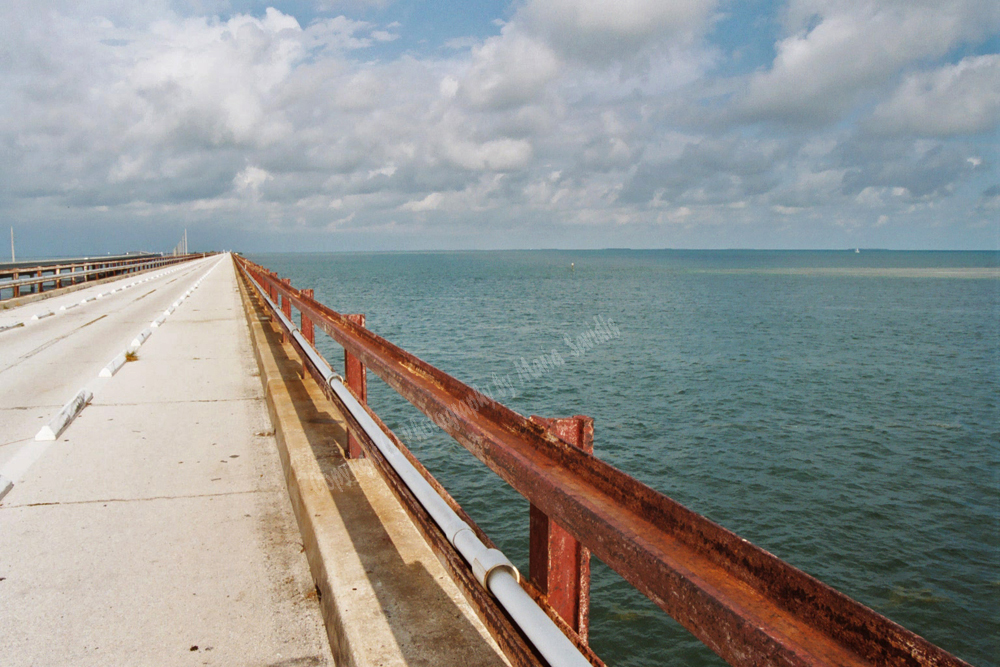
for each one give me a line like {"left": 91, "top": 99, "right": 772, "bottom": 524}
{"left": 235, "top": 255, "right": 969, "bottom": 667}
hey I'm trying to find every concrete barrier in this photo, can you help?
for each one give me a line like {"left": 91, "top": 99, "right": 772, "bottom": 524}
{"left": 59, "top": 303, "right": 79, "bottom": 311}
{"left": 130, "top": 328, "right": 152, "bottom": 348}
{"left": 0, "top": 474, "right": 12, "bottom": 502}
{"left": 31, "top": 311, "right": 54, "bottom": 320}
{"left": 150, "top": 315, "right": 167, "bottom": 328}
{"left": 35, "top": 389, "right": 93, "bottom": 441}
{"left": 99, "top": 352, "right": 127, "bottom": 378}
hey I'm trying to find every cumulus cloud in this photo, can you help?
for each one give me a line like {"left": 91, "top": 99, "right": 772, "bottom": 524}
{"left": 619, "top": 137, "right": 788, "bottom": 205}
{"left": 441, "top": 137, "right": 534, "bottom": 171}
{"left": 869, "top": 54, "right": 1000, "bottom": 136}
{"left": 401, "top": 191, "right": 443, "bottom": 212}
{"left": 519, "top": 0, "right": 718, "bottom": 65}
{"left": 125, "top": 9, "right": 304, "bottom": 147}
{"left": 234, "top": 165, "right": 273, "bottom": 197}
{"left": 0, "top": 0, "right": 995, "bottom": 250}
{"left": 838, "top": 141, "right": 983, "bottom": 198}
{"left": 738, "top": 0, "right": 1000, "bottom": 124}
{"left": 458, "top": 28, "right": 561, "bottom": 110}
{"left": 978, "top": 184, "right": 1000, "bottom": 211}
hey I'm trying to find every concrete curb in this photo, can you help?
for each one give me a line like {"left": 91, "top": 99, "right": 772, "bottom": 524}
{"left": 35, "top": 389, "right": 93, "bottom": 441}
{"left": 236, "top": 271, "right": 360, "bottom": 667}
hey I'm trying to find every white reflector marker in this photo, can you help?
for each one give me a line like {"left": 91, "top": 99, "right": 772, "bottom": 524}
{"left": 35, "top": 389, "right": 93, "bottom": 441}
{"left": 99, "top": 352, "right": 127, "bottom": 378}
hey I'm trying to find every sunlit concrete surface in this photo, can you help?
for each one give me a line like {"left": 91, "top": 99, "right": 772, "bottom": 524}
{"left": 0, "top": 255, "right": 333, "bottom": 666}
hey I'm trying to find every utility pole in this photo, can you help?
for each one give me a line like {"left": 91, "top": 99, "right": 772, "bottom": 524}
{"left": 10, "top": 227, "right": 14, "bottom": 262}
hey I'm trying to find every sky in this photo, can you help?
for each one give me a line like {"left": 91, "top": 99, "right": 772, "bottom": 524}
{"left": 1, "top": 0, "right": 998, "bottom": 256}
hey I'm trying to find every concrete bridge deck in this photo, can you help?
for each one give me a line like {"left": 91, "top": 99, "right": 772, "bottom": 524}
{"left": 0, "top": 255, "right": 333, "bottom": 665}
{"left": 0, "top": 254, "right": 508, "bottom": 667}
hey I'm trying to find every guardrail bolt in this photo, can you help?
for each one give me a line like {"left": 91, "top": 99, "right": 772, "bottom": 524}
{"left": 345, "top": 314, "right": 368, "bottom": 459}
{"left": 528, "top": 414, "right": 594, "bottom": 643}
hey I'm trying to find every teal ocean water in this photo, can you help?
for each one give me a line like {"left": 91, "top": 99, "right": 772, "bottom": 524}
{"left": 249, "top": 250, "right": 999, "bottom": 666}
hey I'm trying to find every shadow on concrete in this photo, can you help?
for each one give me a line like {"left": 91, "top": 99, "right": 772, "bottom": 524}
{"left": 254, "top": 297, "right": 507, "bottom": 666}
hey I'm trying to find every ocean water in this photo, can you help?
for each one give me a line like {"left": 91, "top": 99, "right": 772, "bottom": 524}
{"left": 248, "top": 250, "right": 999, "bottom": 666}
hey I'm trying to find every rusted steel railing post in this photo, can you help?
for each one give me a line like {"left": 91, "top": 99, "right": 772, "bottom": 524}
{"left": 13, "top": 271, "right": 19, "bottom": 298}
{"left": 281, "top": 279, "right": 292, "bottom": 319}
{"left": 301, "top": 289, "right": 315, "bottom": 346}
{"left": 345, "top": 313, "right": 367, "bottom": 459}
{"left": 281, "top": 278, "right": 293, "bottom": 343}
{"left": 528, "top": 414, "right": 593, "bottom": 642}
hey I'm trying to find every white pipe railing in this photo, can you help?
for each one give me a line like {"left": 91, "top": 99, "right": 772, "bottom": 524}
{"left": 245, "top": 271, "right": 591, "bottom": 667}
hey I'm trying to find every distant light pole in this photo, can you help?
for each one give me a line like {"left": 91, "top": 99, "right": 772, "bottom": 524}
{"left": 9, "top": 227, "right": 14, "bottom": 262}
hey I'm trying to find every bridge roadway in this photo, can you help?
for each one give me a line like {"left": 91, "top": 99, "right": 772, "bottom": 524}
{"left": 0, "top": 254, "right": 334, "bottom": 665}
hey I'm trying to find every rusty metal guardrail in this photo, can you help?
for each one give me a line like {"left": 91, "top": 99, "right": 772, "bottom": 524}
{"left": 0, "top": 253, "right": 211, "bottom": 301}
{"left": 235, "top": 255, "right": 970, "bottom": 667}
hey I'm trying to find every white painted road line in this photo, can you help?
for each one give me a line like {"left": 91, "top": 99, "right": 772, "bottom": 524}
{"left": 35, "top": 389, "right": 93, "bottom": 441}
